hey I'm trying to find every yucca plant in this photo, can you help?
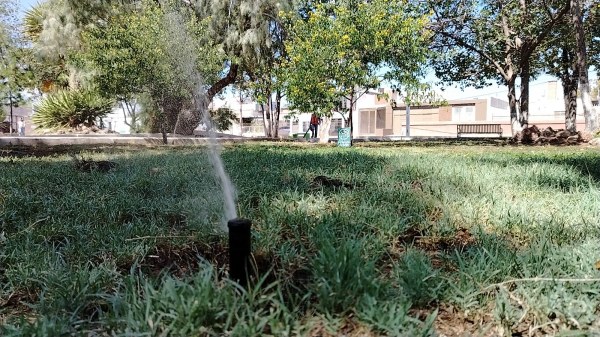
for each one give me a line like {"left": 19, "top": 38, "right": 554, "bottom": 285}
{"left": 22, "top": 3, "right": 46, "bottom": 43}
{"left": 33, "top": 89, "right": 114, "bottom": 129}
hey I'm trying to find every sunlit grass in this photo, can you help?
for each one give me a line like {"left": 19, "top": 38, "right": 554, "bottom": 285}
{"left": 1, "top": 143, "right": 600, "bottom": 336}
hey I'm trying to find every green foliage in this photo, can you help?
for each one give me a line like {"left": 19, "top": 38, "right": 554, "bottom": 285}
{"left": 0, "top": 0, "right": 34, "bottom": 104}
{"left": 428, "top": 0, "right": 571, "bottom": 133}
{"left": 78, "top": 1, "right": 223, "bottom": 132}
{"left": 21, "top": 0, "right": 86, "bottom": 92}
{"left": 282, "top": 0, "right": 430, "bottom": 117}
{"left": 32, "top": 89, "right": 113, "bottom": 128}
{"left": 195, "top": 0, "right": 292, "bottom": 72}
{"left": 209, "top": 107, "right": 237, "bottom": 132}
{"left": 21, "top": 1, "right": 45, "bottom": 43}
{"left": 588, "top": 4, "right": 600, "bottom": 75}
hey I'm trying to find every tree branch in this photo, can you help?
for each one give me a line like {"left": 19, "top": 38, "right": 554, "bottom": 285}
{"left": 528, "top": 1, "right": 571, "bottom": 55}
{"left": 436, "top": 30, "right": 510, "bottom": 80}
{"left": 206, "top": 63, "right": 239, "bottom": 102}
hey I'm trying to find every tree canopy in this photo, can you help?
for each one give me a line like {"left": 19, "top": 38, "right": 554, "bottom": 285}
{"left": 429, "top": 0, "right": 570, "bottom": 135}
{"left": 282, "top": 0, "right": 431, "bottom": 140}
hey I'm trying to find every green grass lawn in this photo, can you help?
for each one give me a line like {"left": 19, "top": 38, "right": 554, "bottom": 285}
{"left": 1, "top": 143, "right": 600, "bottom": 336}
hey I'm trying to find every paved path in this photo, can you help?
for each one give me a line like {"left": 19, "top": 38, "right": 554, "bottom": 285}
{"left": 0, "top": 134, "right": 270, "bottom": 146}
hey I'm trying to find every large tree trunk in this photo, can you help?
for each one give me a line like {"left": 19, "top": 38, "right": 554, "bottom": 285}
{"left": 561, "top": 45, "right": 579, "bottom": 132}
{"left": 273, "top": 90, "right": 282, "bottom": 138}
{"left": 319, "top": 116, "right": 331, "bottom": 143}
{"left": 174, "top": 64, "right": 239, "bottom": 135}
{"left": 518, "top": 61, "right": 530, "bottom": 128}
{"left": 349, "top": 91, "right": 355, "bottom": 145}
{"left": 507, "top": 76, "right": 521, "bottom": 135}
{"left": 571, "top": 0, "right": 598, "bottom": 131}
{"left": 262, "top": 99, "right": 273, "bottom": 138}
{"left": 564, "top": 78, "right": 578, "bottom": 132}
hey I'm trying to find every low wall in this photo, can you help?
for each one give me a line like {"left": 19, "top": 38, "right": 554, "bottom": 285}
{"left": 368, "top": 120, "right": 587, "bottom": 138}
{"left": 0, "top": 135, "right": 270, "bottom": 147}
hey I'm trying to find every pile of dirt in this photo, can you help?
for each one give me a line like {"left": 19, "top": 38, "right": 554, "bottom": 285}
{"left": 311, "top": 175, "right": 354, "bottom": 189}
{"left": 117, "top": 239, "right": 229, "bottom": 278}
{"left": 70, "top": 154, "right": 116, "bottom": 172}
{"left": 398, "top": 227, "right": 476, "bottom": 252}
{"left": 512, "top": 125, "right": 591, "bottom": 145}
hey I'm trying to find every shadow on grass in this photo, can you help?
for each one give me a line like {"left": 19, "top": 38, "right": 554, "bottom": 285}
{"left": 484, "top": 151, "right": 600, "bottom": 179}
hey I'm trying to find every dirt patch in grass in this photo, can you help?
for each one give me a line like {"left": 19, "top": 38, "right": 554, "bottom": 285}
{"left": 118, "top": 238, "right": 283, "bottom": 284}
{"left": 383, "top": 227, "right": 477, "bottom": 271}
{"left": 311, "top": 175, "right": 355, "bottom": 189}
{"left": 0, "top": 288, "right": 38, "bottom": 325}
{"left": 139, "top": 239, "right": 229, "bottom": 278}
{"left": 303, "top": 316, "right": 378, "bottom": 337}
{"left": 399, "top": 227, "right": 476, "bottom": 252}
{"left": 417, "top": 303, "right": 558, "bottom": 337}
{"left": 411, "top": 304, "right": 498, "bottom": 337}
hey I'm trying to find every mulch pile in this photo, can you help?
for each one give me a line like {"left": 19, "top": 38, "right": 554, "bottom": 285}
{"left": 512, "top": 125, "right": 592, "bottom": 145}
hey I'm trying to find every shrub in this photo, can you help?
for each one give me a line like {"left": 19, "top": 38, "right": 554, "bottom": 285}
{"left": 32, "top": 89, "right": 113, "bottom": 129}
{"left": 209, "top": 107, "right": 237, "bottom": 132}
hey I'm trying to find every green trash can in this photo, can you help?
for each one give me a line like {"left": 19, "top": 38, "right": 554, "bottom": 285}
{"left": 337, "top": 127, "right": 351, "bottom": 147}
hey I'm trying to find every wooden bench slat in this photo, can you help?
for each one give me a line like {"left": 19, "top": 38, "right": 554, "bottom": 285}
{"left": 457, "top": 124, "right": 503, "bottom": 138}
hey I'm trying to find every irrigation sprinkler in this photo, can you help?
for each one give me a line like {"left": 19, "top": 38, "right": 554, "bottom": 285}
{"left": 227, "top": 218, "right": 252, "bottom": 287}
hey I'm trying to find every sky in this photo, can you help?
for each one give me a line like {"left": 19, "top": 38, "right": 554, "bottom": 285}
{"left": 17, "top": 0, "right": 38, "bottom": 17}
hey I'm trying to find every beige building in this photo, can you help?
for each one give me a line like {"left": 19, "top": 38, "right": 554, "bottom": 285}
{"left": 210, "top": 81, "right": 593, "bottom": 139}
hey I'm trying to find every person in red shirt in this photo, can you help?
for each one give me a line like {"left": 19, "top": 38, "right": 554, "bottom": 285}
{"left": 309, "top": 113, "right": 321, "bottom": 138}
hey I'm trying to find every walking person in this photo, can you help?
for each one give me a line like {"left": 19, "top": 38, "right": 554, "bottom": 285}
{"left": 17, "top": 118, "right": 24, "bottom": 136}
{"left": 309, "top": 113, "right": 321, "bottom": 138}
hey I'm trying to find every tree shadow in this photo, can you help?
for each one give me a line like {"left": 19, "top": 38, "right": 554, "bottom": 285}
{"left": 475, "top": 152, "right": 600, "bottom": 192}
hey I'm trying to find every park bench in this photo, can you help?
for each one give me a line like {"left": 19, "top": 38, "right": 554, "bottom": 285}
{"left": 457, "top": 124, "right": 503, "bottom": 138}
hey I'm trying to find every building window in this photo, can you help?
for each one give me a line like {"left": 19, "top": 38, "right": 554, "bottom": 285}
{"left": 376, "top": 108, "right": 386, "bottom": 129}
{"left": 491, "top": 97, "right": 508, "bottom": 110}
{"left": 329, "top": 118, "right": 343, "bottom": 135}
{"left": 452, "top": 106, "right": 475, "bottom": 122}
{"left": 360, "top": 110, "right": 376, "bottom": 134}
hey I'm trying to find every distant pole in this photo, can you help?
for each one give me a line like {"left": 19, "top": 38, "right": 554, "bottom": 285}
{"left": 9, "top": 89, "right": 13, "bottom": 134}
{"left": 405, "top": 102, "right": 411, "bottom": 137}
{"left": 239, "top": 91, "right": 243, "bottom": 136}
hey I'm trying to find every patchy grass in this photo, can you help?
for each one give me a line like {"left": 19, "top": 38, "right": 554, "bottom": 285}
{"left": 1, "top": 143, "right": 600, "bottom": 336}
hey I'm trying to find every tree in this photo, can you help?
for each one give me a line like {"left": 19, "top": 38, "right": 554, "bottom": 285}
{"left": 22, "top": 0, "right": 84, "bottom": 91}
{"left": 539, "top": 1, "right": 599, "bottom": 133}
{"left": 164, "top": 0, "right": 292, "bottom": 135}
{"left": 571, "top": 0, "right": 599, "bottom": 131}
{"left": 540, "top": 16, "right": 579, "bottom": 132}
{"left": 79, "top": 1, "right": 224, "bottom": 135}
{"left": 282, "top": 0, "right": 430, "bottom": 143}
{"left": 58, "top": 0, "right": 290, "bottom": 135}
{"left": 590, "top": 4, "right": 600, "bottom": 73}
{"left": 1, "top": 0, "right": 33, "bottom": 132}
{"left": 429, "top": 0, "right": 570, "bottom": 136}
